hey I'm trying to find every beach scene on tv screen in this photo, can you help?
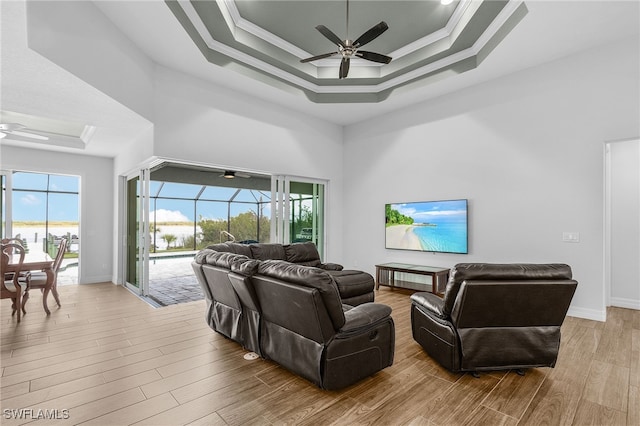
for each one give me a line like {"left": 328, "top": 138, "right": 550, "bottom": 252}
{"left": 385, "top": 200, "right": 468, "bottom": 254}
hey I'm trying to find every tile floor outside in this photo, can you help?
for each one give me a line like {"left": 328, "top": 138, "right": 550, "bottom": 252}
{"left": 57, "top": 254, "right": 203, "bottom": 307}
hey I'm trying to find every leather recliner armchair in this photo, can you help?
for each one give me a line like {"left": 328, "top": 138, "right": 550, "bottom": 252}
{"left": 410, "top": 263, "right": 577, "bottom": 373}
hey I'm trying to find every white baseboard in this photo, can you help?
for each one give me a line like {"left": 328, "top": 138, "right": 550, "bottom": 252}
{"left": 610, "top": 297, "right": 640, "bottom": 310}
{"left": 80, "top": 275, "right": 113, "bottom": 284}
{"left": 567, "top": 306, "right": 607, "bottom": 322}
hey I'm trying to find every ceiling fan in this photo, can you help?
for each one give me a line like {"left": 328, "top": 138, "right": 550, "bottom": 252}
{"left": 300, "top": 0, "right": 392, "bottom": 79}
{"left": 0, "top": 123, "right": 50, "bottom": 140}
{"left": 221, "top": 170, "right": 251, "bottom": 179}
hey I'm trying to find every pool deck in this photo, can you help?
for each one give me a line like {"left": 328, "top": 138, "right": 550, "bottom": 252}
{"left": 58, "top": 255, "right": 203, "bottom": 307}
{"left": 147, "top": 256, "right": 203, "bottom": 306}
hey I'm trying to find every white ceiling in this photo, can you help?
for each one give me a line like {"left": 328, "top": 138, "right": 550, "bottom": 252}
{"left": 1, "top": 0, "right": 639, "bottom": 158}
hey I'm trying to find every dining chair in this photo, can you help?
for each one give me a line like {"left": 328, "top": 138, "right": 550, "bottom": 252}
{"left": 1, "top": 237, "right": 26, "bottom": 246}
{"left": 1, "top": 242, "right": 29, "bottom": 322}
{"left": 22, "top": 237, "right": 68, "bottom": 314}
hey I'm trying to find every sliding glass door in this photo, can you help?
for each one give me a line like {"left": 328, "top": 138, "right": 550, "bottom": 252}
{"left": 122, "top": 164, "right": 327, "bottom": 300}
{"left": 125, "top": 169, "right": 150, "bottom": 295}
{"left": 271, "top": 176, "right": 326, "bottom": 259}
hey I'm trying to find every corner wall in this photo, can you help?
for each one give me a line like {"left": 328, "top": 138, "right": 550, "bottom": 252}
{"left": 343, "top": 37, "right": 640, "bottom": 321}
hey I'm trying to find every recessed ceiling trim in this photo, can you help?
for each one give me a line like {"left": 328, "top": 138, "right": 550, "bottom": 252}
{"left": 220, "top": 0, "right": 311, "bottom": 60}
{"left": 474, "top": 0, "right": 524, "bottom": 51}
{"left": 178, "top": 0, "right": 321, "bottom": 89}
{"left": 0, "top": 110, "right": 95, "bottom": 149}
{"left": 218, "top": 0, "right": 473, "bottom": 65}
{"left": 80, "top": 125, "right": 97, "bottom": 143}
{"left": 172, "top": 0, "right": 527, "bottom": 101}
{"left": 390, "top": 0, "right": 471, "bottom": 58}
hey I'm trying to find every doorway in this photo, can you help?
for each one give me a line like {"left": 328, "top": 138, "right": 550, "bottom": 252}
{"left": 122, "top": 162, "right": 327, "bottom": 306}
{"left": 605, "top": 138, "right": 640, "bottom": 310}
{"left": 123, "top": 162, "right": 272, "bottom": 305}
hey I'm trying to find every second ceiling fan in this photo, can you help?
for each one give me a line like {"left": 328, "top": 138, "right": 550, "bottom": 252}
{"left": 300, "top": 0, "right": 392, "bottom": 79}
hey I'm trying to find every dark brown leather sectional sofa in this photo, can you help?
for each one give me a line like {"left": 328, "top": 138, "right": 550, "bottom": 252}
{"left": 192, "top": 242, "right": 394, "bottom": 390}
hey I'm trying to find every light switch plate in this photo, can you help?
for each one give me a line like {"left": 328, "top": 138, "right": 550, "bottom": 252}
{"left": 562, "top": 232, "right": 580, "bottom": 242}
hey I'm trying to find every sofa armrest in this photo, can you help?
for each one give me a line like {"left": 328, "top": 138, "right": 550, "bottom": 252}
{"left": 320, "top": 262, "right": 343, "bottom": 271}
{"left": 340, "top": 303, "right": 392, "bottom": 333}
{"left": 410, "top": 292, "right": 447, "bottom": 319}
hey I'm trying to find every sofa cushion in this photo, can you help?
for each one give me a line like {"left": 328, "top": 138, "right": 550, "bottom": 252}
{"left": 327, "top": 270, "right": 375, "bottom": 299}
{"left": 206, "top": 242, "right": 252, "bottom": 257}
{"left": 230, "top": 258, "right": 260, "bottom": 276}
{"left": 442, "top": 263, "right": 573, "bottom": 317}
{"left": 204, "top": 251, "right": 250, "bottom": 269}
{"left": 284, "top": 242, "right": 322, "bottom": 267}
{"left": 250, "top": 243, "right": 286, "bottom": 261}
{"left": 194, "top": 248, "right": 214, "bottom": 264}
{"left": 258, "top": 260, "right": 345, "bottom": 329}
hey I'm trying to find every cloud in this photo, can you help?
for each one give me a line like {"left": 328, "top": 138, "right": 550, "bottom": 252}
{"left": 20, "top": 194, "right": 41, "bottom": 205}
{"left": 397, "top": 206, "right": 417, "bottom": 216}
{"left": 415, "top": 210, "right": 465, "bottom": 217}
{"left": 151, "top": 209, "right": 190, "bottom": 222}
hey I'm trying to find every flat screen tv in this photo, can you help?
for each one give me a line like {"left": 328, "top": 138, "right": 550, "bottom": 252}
{"left": 385, "top": 199, "right": 468, "bottom": 254}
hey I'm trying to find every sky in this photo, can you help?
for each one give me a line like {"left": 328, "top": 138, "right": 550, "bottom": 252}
{"left": 7, "top": 172, "right": 271, "bottom": 223}
{"left": 394, "top": 199, "right": 467, "bottom": 223}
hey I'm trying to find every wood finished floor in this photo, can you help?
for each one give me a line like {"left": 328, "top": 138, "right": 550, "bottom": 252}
{"left": 1, "top": 283, "right": 638, "bottom": 425}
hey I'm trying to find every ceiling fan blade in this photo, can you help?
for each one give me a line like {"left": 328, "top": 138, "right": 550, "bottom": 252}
{"left": 355, "top": 51, "right": 392, "bottom": 64}
{"left": 353, "top": 21, "right": 389, "bottom": 47}
{"left": 300, "top": 52, "right": 338, "bottom": 63}
{"left": 316, "top": 25, "right": 346, "bottom": 48}
{"left": 0, "top": 123, "right": 26, "bottom": 132}
{"left": 339, "top": 57, "right": 350, "bottom": 79}
{"left": 353, "top": 21, "right": 389, "bottom": 48}
{"left": 10, "top": 130, "right": 50, "bottom": 141}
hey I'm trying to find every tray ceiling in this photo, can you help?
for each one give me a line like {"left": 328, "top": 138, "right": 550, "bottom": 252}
{"left": 169, "top": 0, "right": 528, "bottom": 103}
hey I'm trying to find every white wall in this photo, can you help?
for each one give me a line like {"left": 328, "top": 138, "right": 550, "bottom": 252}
{"left": 150, "top": 67, "right": 346, "bottom": 262}
{"left": 343, "top": 37, "right": 640, "bottom": 321}
{"left": 608, "top": 139, "right": 640, "bottom": 309}
{"left": 25, "top": 0, "right": 155, "bottom": 122}
{"left": 0, "top": 145, "right": 114, "bottom": 284}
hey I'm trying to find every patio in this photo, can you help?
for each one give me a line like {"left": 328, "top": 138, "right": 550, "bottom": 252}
{"left": 57, "top": 255, "right": 203, "bottom": 307}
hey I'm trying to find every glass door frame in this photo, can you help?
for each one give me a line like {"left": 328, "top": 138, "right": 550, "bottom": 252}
{"left": 122, "top": 166, "right": 152, "bottom": 296}
{"left": 1, "top": 170, "right": 12, "bottom": 240}
{"left": 271, "top": 175, "right": 327, "bottom": 260}
{"left": 120, "top": 163, "right": 328, "bottom": 295}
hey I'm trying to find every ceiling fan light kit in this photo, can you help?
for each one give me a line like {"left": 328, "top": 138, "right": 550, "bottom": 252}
{"left": 221, "top": 170, "right": 251, "bottom": 179}
{"left": 300, "top": 0, "right": 392, "bottom": 79}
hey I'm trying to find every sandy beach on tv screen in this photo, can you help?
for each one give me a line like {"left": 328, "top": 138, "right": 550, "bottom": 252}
{"left": 386, "top": 225, "right": 422, "bottom": 250}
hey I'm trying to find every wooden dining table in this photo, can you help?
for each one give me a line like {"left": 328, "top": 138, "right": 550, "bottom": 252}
{"left": 5, "top": 251, "right": 55, "bottom": 314}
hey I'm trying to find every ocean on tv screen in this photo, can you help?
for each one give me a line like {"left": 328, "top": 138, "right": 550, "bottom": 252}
{"left": 385, "top": 199, "right": 468, "bottom": 254}
{"left": 411, "top": 217, "right": 467, "bottom": 253}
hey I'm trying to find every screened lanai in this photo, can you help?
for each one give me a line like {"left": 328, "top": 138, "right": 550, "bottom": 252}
{"left": 148, "top": 182, "right": 272, "bottom": 251}
{"left": 142, "top": 163, "right": 321, "bottom": 306}
{"left": 148, "top": 164, "right": 273, "bottom": 253}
